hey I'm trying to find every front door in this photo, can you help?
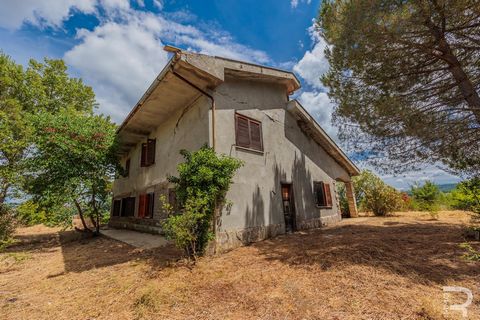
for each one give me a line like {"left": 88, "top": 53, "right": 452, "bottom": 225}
{"left": 281, "top": 183, "right": 296, "bottom": 233}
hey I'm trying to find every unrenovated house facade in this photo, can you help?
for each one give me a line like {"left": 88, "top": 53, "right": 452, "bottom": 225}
{"left": 110, "top": 47, "right": 359, "bottom": 251}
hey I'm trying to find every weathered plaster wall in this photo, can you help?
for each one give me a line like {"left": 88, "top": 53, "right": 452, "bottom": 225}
{"left": 112, "top": 96, "right": 210, "bottom": 220}
{"left": 213, "top": 78, "right": 351, "bottom": 250}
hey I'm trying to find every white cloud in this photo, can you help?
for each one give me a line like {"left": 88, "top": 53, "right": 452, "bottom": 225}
{"left": 297, "top": 90, "right": 336, "bottom": 139}
{"left": 290, "top": 0, "right": 312, "bottom": 9}
{"left": 0, "top": 0, "right": 97, "bottom": 30}
{"left": 62, "top": 5, "right": 270, "bottom": 122}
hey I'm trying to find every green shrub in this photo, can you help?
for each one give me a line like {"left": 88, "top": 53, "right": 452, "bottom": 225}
{"left": 450, "top": 177, "right": 480, "bottom": 214}
{"left": 15, "top": 200, "right": 47, "bottom": 226}
{"left": 410, "top": 181, "right": 441, "bottom": 218}
{"left": 354, "top": 170, "right": 402, "bottom": 216}
{"left": 162, "top": 146, "right": 242, "bottom": 258}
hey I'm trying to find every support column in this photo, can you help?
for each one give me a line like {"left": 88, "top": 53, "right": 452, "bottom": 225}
{"left": 345, "top": 181, "right": 358, "bottom": 218}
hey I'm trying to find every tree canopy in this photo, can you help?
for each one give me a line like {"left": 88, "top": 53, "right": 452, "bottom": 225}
{"left": 28, "top": 109, "right": 118, "bottom": 233}
{"left": 0, "top": 52, "right": 95, "bottom": 204}
{"left": 319, "top": 0, "right": 480, "bottom": 176}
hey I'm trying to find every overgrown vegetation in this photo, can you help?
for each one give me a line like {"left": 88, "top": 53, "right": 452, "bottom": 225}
{"left": 162, "top": 146, "right": 242, "bottom": 259}
{"left": 0, "top": 52, "right": 119, "bottom": 236}
{"left": 410, "top": 181, "right": 440, "bottom": 219}
{"left": 0, "top": 204, "right": 15, "bottom": 249}
{"left": 450, "top": 177, "right": 480, "bottom": 214}
{"left": 352, "top": 170, "right": 402, "bottom": 216}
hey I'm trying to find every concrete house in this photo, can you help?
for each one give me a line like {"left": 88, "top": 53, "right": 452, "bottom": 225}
{"left": 110, "top": 46, "right": 359, "bottom": 251}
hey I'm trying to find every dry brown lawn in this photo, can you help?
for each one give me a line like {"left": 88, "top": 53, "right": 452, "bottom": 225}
{"left": 1, "top": 211, "right": 479, "bottom": 320}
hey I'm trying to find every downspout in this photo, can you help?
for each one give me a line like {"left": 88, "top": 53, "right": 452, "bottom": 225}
{"left": 170, "top": 68, "right": 216, "bottom": 151}
{"left": 170, "top": 67, "right": 218, "bottom": 252}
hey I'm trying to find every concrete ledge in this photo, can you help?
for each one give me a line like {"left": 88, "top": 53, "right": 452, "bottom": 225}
{"left": 109, "top": 217, "right": 164, "bottom": 235}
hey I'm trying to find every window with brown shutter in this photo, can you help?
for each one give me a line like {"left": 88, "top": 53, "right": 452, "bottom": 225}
{"left": 138, "top": 194, "right": 147, "bottom": 218}
{"left": 140, "top": 143, "right": 147, "bottom": 167}
{"left": 140, "top": 139, "right": 156, "bottom": 167}
{"left": 235, "top": 113, "right": 263, "bottom": 151}
{"left": 314, "top": 181, "right": 333, "bottom": 208}
{"left": 147, "top": 139, "right": 156, "bottom": 165}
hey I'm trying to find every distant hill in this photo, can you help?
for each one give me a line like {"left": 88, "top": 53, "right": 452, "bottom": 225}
{"left": 437, "top": 183, "right": 458, "bottom": 193}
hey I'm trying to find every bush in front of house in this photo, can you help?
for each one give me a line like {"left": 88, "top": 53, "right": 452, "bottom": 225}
{"left": 162, "top": 146, "right": 243, "bottom": 259}
{"left": 353, "top": 170, "right": 402, "bottom": 216}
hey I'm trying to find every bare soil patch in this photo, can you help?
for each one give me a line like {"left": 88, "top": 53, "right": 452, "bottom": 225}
{"left": 1, "top": 211, "right": 479, "bottom": 320}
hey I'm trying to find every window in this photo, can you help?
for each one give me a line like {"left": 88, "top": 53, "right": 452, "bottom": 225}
{"left": 314, "top": 182, "right": 332, "bottom": 208}
{"left": 138, "top": 193, "right": 154, "bottom": 218}
{"left": 140, "top": 139, "right": 156, "bottom": 167}
{"left": 235, "top": 113, "right": 263, "bottom": 151}
{"left": 121, "top": 197, "right": 136, "bottom": 217}
{"left": 124, "top": 158, "right": 130, "bottom": 177}
{"left": 112, "top": 199, "right": 121, "bottom": 217}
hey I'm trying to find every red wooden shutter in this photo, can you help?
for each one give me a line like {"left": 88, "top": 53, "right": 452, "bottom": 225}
{"left": 249, "top": 121, "right": 263, "bottom": 151}
{"left": 324, "top": 183, "right": 332, "bottom": 207}
{"left": 140, "top": 143, "right": 147, "bottom": 167}
{"left": 235, "top": 115, "right": 251, "bottom": 148}
{"left": 147, "top": 139, "right": 156, "bottom": 166}
{"left": 138, "top": 194, "right": 146, "bottom": 218}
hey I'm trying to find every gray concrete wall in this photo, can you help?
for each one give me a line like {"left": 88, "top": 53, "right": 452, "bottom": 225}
{"left": 213, "top": 78, "right": 351, "bottom": 250}
{"left": 112, "top": 96, "right": 210, "bottom": 220}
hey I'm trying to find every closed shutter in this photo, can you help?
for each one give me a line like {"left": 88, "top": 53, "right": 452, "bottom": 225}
{"left": 324, "top": 183, "right": 332, "bottom": 207}
{"left": 249, "top": 121, "right": 263, "bottom": 151}
{"left": 147, "top": 139, "right": 156, "bottom": 166}
{"left": 138, "top": 194, "right": 147, "bottom": 218}
{"left": 235, "top": 115, "right": 250, "bottom": 148}
{"left": 140, "top": 143, "right": 147, "bottom": 167}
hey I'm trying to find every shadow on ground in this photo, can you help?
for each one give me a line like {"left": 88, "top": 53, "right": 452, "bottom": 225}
{"left": 252, "top": 221, "right": 478, "bottom": 285}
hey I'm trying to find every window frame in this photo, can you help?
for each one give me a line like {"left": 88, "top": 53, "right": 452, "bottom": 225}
{"left": 314, "top": 181, "right": 333, "bottom": 208}
{"left": 235, "top": 113, "right": 264, "bottom": 152}
{"left": 140, "top": 139, "right": 156, "bottom": 167}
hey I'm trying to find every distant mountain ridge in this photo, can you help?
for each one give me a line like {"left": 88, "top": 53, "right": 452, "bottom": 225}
{"left": 437, "top": 183, "right": 458, "bottom": 193}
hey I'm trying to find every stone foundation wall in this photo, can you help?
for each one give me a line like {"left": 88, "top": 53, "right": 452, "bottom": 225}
{"left": 215, "top": 213, "right": 341, "bottom": 253}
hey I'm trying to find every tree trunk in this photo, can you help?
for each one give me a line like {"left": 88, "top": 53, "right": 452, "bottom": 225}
{"left": 73, "top": 199, "right": 92, "bottom": 232}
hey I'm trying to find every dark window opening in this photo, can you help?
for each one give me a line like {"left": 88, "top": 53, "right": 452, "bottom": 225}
{"left": 314, "top": 182, "right": 333, "bottom": 208}
{"left": 112, "top": 199, "right": 121, "bottom": 217}
{"left": 140, "top": 139, "right": 156, "bottom": 167}
{"left": 121, "top": 197, "right": 136, "bottom": 217}
{"left": 235, "top": 113, "right": 263, "bottom": 151}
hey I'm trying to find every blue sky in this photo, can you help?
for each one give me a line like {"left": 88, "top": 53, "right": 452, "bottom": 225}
{"left": 0, "top": 0, "right": 461, "bottom": 189}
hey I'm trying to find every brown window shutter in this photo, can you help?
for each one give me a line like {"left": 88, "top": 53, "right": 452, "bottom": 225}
{"left": 324, "top": 183, "right": 332, "bottom": 207}
{"left": 138, "top": 194, "right": 146, "bottom": 218}
{"left": 140, "top": 143, "right": 147, "bottom": 167}
{"left": 249, "top": 121, "right": 263, "bottom": 151}
{"left": 147, "top": 139, "right": 156, "bottom": 166}
{"left": 235, "top": 114, "right": 251, "bottom": 148}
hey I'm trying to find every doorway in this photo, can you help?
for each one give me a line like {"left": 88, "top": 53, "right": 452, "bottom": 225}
{"left": 281, "top": 183, "right": 296, "bottom": 233}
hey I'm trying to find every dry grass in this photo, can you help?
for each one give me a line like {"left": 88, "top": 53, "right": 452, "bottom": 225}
{"left": 1, "top": 211, "right": 479, "bottom": 320}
